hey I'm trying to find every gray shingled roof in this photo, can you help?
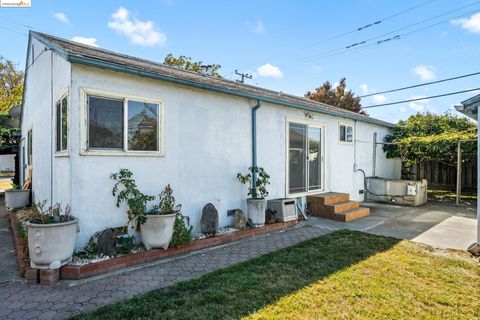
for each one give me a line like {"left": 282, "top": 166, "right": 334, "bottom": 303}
{"left": 31, "top": 31, "right": 394, "bottom": 128}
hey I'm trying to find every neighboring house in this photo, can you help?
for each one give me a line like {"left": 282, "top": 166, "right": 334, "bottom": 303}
{"left": 455, "top": 94, "right": 480, "bottom": 248}
{"left": 21, "top": 32, "right": 401, "bottom": 248}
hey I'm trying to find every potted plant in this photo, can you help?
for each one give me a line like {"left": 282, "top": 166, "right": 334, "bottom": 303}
{"left": 237, "top": 166, "right": 271, "bottom": 227}
{"left": 5, "top": 183, "right": 30, "bottom": 209}
{"left": 143, "top": 185, "right": 180, "bottom": 250}
{"left": 25, "top": 201, "right": 78, "bottom": 269}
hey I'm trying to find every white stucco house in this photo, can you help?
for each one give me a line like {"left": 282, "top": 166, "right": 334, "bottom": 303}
{"left": 20, "top": 32, "right": 401, "bottom": 248}
{"left": 455, "top": 94, "right": 480, "bottom": 250}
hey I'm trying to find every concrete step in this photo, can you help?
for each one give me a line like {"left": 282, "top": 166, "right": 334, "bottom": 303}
{"left": 307, "top": 192, "right": 350, "bottom": 206}
{"left": 324, "top": 200, "right": 360, "bottom": 214}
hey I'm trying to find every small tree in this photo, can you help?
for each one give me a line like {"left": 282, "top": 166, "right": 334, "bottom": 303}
{"left": 384, "top": 113, "right": 477, "bottom": 167}
{"left": 163, "top": 54, "right": 222, "bottom": 78}
{"left": 0, "top": 56, "right": 23, "bottom": 114}
{"left": 305, "top": 78, "right": 365, "bottom": 115}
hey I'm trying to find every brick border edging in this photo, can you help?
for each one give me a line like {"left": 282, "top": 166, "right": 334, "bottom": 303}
{"left": 7, "top": 212, "right": 29, "bottom": 277}
{"left": 61, "top": 221, "right": 297, "bottom": 280}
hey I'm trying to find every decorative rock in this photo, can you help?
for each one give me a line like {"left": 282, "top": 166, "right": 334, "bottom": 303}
{"left": 265, "top": 208, "right": 276, "bottom": 224}
{"left": 200, "top": 203, "right": 219, "bottom": 236}
{"left": 234, "top": 209, "right": 247, "bottom": 229}
{"left": 97, "top": 229, "right": 116, "bottom": 257}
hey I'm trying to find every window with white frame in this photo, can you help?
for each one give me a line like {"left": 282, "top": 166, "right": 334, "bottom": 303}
{"left": 339, "top": 124, "right": 353, "bottom": 143}
{"left": 27, "top": 129, "right": 32, "bottom": 165}
{"left": 87, "top": 94, "right": 160, "bottom": 152}
{"left": 56, "top": 95, "right": 68, "bottom": 152}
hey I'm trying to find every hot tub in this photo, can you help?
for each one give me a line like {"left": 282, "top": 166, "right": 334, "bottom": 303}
{"left": 365, "top": 177, "right": 428, "bottom": 206}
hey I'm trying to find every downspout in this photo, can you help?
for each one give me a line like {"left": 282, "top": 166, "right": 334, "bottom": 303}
{"left": 251, "top": 100, "right": 261, "bottom": 193}
{"left": 50, "top": 49, "right": 54, "bottom": 206}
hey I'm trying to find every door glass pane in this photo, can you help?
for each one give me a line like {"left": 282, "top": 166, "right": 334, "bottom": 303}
{"left": 289, "top": 123, "right": 307, "bottom": 194}
{"left": 127, "top": 100, "right": 159, "bottom": 151}
{"left": 308, "top": 127, "right": 322, "bottom": 190}
{"left": 88, "top": 96, "right": 124, "bottom": 149}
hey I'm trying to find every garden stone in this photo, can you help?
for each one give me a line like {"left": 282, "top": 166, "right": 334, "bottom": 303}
{"left": 234, "top": 209, "right": 247, "bottom": 229}
{"left": 200, "top": 203, "right": 218, "bottom": 236}
{"left": 98, "top": 229, "right": 116, "bottom": 257}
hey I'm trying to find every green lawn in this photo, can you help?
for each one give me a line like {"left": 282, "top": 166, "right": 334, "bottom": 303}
{"left": 73, "top": 230, "right": 479, "bottom": 320}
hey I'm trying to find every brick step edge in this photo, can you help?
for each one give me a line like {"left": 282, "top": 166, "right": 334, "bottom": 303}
{"left": 61, "top": 220, "right": 298, "bottom": 280}
{"left": 8, "top": 212, "right": 29, "bottom": 278}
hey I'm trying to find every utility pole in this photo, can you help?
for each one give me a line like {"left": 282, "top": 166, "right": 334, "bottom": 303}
{"left": 235, "top": 70, "right": 252, "bottom": 83}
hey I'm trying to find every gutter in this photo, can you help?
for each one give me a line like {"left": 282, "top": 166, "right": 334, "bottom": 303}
{"left": 251, "top": 101, "right": 261, "bottom": 191}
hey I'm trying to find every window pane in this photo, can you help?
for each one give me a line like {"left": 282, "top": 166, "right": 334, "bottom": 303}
{"left": 56, "top": 102, "right": 61, "bottom": 151}
{"left": 88, "top": 96, "right": 124, "bottom": 149}
{"left": 27, "top": 130, "right": 32, "bottom": 165}
{"left": 127, "top": 100, "right": 158, "bottom": 151}
{"left": 346, "top": 126, "right": 353, "bottom": 142}
{"left": 308, "top": 127, "right": 322, "bottom": 190}
{"left": 289, "top": 123, "right": 307, "bottom": 194}
{"left": 339, "top": 125, "right": 346, "bottom": 141}
{"left": 61, "top": 96, "right": 68, "bottom": 150}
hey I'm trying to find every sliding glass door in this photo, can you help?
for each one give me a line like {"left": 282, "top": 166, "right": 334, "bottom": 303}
{"left": 288, "top": 122, "right": 323, "bottom": 195}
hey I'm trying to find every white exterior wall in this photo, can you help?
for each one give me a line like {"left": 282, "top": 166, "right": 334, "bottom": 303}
{"left": 20, "top": 39, "right": 72, "bottom": 206}
{"left": 25, "top": 57, "right": 400, "bottom": 248}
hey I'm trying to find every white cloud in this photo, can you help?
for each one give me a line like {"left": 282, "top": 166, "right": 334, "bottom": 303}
{"left": 451, "top": 13, "right": 480, "bottom": 34}
{"left": 372, "top": 94, "right": 387, "bottom": 104}
{"left": 412, "top": 65, "right": 437, "bottom": 81}
{"left": 108, "top": 7, "right": 167, "bottom": 46}
{"left": 256, "top": 63, "right": 283, "bottom": 78}
{"left": 53, "top": 12, "right": 69, "bottom": 23}
{"left": 71, "top": 36, "right": 99, "bottom": 47}
{"left": 408, "top": 96, "right": 436, "bottom": 112}
{"left": 246, "top": 20, "right": 265, "bottom": 34}
{"left": 359, "top": 84, "right": 369, "bottom": 94}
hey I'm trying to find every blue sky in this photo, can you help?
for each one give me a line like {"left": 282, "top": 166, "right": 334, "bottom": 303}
{"left": 1, "top": 0, "right": 479, "bottom": 123}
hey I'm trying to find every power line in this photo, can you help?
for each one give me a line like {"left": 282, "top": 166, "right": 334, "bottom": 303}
{"left": 361, "top": 88, "right": 480, "bottom": 109}
{"left": 276, "top": 3, "right": 480, "bottom": 69}
{"left": 0, "top": 23, "right": 28, "bottom": 36}
{"left": 231, "top": 0, "right": 436, "bottom": 72}
{"left": 360, "top": 71, "right": 480, "bottom": 98}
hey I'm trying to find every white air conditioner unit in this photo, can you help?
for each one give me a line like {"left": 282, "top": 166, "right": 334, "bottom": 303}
{"left": 267, "top": 198, "right": 298, "bottom": 222}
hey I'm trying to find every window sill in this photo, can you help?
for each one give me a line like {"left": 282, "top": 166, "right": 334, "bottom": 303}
{"left": 339, "top": 141, "right": 354, "bottom": 145}
{"left": 286, "top": 189, "right": 327, "bottom": 198}
{"left": 80, "top": 150, "right": 164, "bottom": 157}
{"left": 54, "top": 151, "right": 69, "bottom": 158}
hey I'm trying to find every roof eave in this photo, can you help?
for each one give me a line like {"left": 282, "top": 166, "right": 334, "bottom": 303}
{"left": 31, "top": 31, "right": 394, "bottom": 128}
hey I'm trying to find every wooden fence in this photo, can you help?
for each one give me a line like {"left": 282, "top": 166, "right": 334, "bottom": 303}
{"left": 403, "top": 160, "right": 477, "bottom": 191}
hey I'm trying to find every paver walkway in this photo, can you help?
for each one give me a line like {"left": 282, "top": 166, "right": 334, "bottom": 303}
{"left": 0, "top": 197, "right": 21, "bottom": 284}
{"left": 0, "top": 224, "right": 329, "bottom": 320}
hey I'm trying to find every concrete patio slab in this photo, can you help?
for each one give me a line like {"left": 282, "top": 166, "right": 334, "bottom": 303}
{"left": 305, "top": 200, "right": 477, "bottom": 250}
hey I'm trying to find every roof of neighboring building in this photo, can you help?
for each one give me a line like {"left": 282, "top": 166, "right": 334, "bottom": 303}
{"left": 30, "top": 31, "right": 394, "bottom": 128}
{"left": 457, "top": 94, "right": 480, "bottom": 120}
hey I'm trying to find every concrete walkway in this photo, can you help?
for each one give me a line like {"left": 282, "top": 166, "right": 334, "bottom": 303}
{"left": 0, "top": 225, "right": 329, "bottom": 320}
{"left": 305, "top": 200, "right": 478, "bottom": 250}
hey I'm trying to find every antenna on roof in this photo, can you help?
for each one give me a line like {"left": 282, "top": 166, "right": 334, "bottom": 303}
{"left": 235, "top": 70, "right": 253, "bottom": 83}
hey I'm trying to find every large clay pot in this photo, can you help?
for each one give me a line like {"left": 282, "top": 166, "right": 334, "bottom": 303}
{"left": 141, "top": 214, "right": 176, "bottom": 250}
{"left": 247, "top": 198, "right": 266, "bottom": 227}
{"left": 5, "top": 189, "right": 30, "bottom": 209}
{"left": 26, "top": 218, "right": 78, "bottom": 269}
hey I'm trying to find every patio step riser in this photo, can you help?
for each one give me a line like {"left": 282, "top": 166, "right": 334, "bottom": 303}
{"left": 324, "top": 201, "right": 360, "bottom": 214}
{"left": 308, "top": 193, "right": 350, "bottom": 206}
